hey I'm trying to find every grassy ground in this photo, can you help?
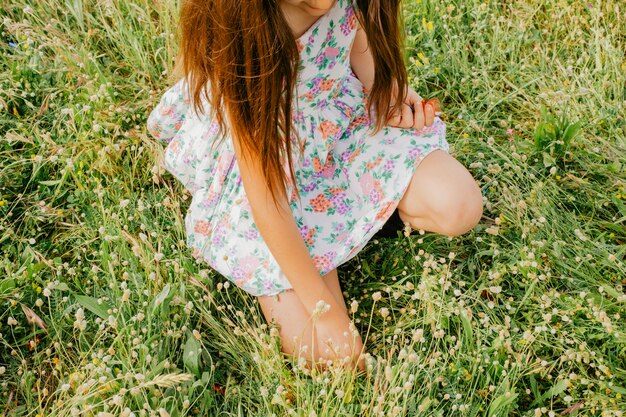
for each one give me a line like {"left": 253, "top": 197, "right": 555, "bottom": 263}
{"left": 1, "top": 0, "right": 625, "bottom": 415}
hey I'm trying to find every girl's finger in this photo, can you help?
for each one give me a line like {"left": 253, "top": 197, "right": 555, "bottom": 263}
{"left": 401, "top": 103, "right": 413, "bottom": 128}
{"left": 413, "top": 99, "right": 425, "bottom": 130}
{"left": 424, "top": 101, "right": 435, "bottom": 127}
{"left": 426, "top": 97, "right": 442, "bottom": 116}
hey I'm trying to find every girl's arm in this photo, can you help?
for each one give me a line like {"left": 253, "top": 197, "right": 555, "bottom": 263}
{"left": 349, "top": 23, "right": 436, "bottom": 130}
{"left": 349, "top": 24, "right": 375, "bottom": 92}
{"left": 232, "top": 137, "right": 344, "bottom": 316}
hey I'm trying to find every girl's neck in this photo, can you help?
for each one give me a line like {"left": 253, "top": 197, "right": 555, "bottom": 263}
{"left": 279, "top": 1, "right": 336, "bottom": 38}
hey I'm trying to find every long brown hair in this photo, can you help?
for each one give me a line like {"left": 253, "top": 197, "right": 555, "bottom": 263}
{"left": 178, "top": 0, "right": 407, "bottom": 207}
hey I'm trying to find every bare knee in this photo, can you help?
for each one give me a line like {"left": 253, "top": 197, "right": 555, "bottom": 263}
{"left": 435, "top": 185, "right": 483, "bottom": 237}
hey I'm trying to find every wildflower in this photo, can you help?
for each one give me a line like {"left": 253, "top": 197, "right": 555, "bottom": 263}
{"left": 486, "top": 226, "right": 499, "bottom": 236}
{"left": 380, "top": 308, "right": 389, "bottom": 318}
{"left": 7, "top": 317, "right": 18, "bottom": 326}
{"left": 313, "top": 299, "right": 331, "bottom": 317}
{"left": 372, "top": 291, "right": 382, "bottom": 301}
{"left": 413, "top": 328, "right": 425, "bottom": 342}
{"left": 385, "top": 366, "right": 393, "bottom": 382}
{"left": 422, "top": 17, "right": 434, "bottom": 32}
{"left": 74, "top": 309, "right": 86, "bottom": 331}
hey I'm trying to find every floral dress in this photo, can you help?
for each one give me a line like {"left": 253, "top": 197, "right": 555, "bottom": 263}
{"left": 146, "top": 0, "right": 449, "bottom": 297}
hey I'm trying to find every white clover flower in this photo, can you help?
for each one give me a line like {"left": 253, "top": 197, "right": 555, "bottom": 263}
{"left": 372, "top": 291, "right": 382, "bottom": 301}
{"left": 380, "top": 308, "right": 389, "bottom": 318}
{"left": 489, "top": 286, "right": 502, "bottom": 294}
{"left": 413, "top": 328, "right": 424, "bottom": 342}
{"left": 312, "top": 299, "right": 331, "bottom": 317}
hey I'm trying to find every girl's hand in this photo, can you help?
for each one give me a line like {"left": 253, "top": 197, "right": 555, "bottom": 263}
{"left": 387, "top": 87, "right": 441, "bottom": 130}
{"left": 314, "top": 309, "right": 366, "bottom": 372}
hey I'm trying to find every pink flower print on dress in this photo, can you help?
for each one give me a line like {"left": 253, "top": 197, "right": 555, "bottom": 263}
{"left": 300, "top": 225, "right": 317, "bottom": 247}
{"left": 359, "top": 171, "right": 375, "bottom": 194}
{"left": 232, "top": 255, "right": 260, "bottom": 287}
{"left": 359, "top": 171, "right": 383, "bottom": 204}
{"left": 311, "top": 193, "right": 333, "bottom": 213}
{"left": 168, "top": 138, "right": 181, "bottom": 153}
{"left": 194, "top": 220, "right": 213, "bottom": 236}
{"left": 325, "top": 47, "right": 340, "bottom": 59}
{"left": 160, "top": 105, "right": 177, "bottom": 117}
{"left": 318, "top": 120, "right": 341, "bottom": 141}
{"left": 312, "top": 251, "right": 336, "bottom": 271}
{"left": 320, "top": 156, "right": 335, "bottom": 179}
{"left": 375, "top": 201, "right": 396, "bottom": 222}
{"left": 320, "top": 79, "right": 336, "bottom": 92}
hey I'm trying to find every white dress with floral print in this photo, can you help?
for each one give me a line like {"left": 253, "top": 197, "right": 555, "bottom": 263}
{"left": 146, "top": 0, "right": 449, "bottom": 297}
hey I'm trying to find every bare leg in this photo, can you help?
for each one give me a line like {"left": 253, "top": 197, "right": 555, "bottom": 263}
{"left": 396, "top": 150, "right": 483, "bottom": 237}
{"left": 257, "top": 268, "right": 354, "bottom": 371}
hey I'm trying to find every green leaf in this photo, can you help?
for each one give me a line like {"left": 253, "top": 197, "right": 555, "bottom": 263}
{"left": 152, "top": 283, "right": 171, "bottom": 315}
{"left": 0, "top": 279, "right": 16, "bottom": 294}
{"left": 460, "top": 310, "right": 475, "bottom": 350}
{"left": 542, "top": 152, "right": 556, "bottom": 168}
{"left": 487, "top": 390, "right": 518, "bottom": 416}
{"left": 183, "top": 331, "right": 201, "bottom": 376}
{"left": 73, "top": 294, "right": 112, "bottom": 320}
{"left": 39, "top": 179, "right": 62, "bottom": 186}
{"left": 530, "top": 379, "right": 570, "bottom": 407}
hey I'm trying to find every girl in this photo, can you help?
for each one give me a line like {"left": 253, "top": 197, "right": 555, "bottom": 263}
{"left": 147, "top": 0, "right": 483, "bottom": 372}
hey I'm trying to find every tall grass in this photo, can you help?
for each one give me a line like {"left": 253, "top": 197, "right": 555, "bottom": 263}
{"left": 1, "top": 0, "right": 625, "bottom": 415}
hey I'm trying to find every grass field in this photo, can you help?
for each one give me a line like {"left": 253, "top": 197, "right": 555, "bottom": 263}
{"left": 1, "top": 0, "right": 625, "bottom": 415}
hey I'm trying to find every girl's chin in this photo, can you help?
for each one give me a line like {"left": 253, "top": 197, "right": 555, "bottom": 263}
{"left": 304, "top": 5, "right": 331, "bottom": 16}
